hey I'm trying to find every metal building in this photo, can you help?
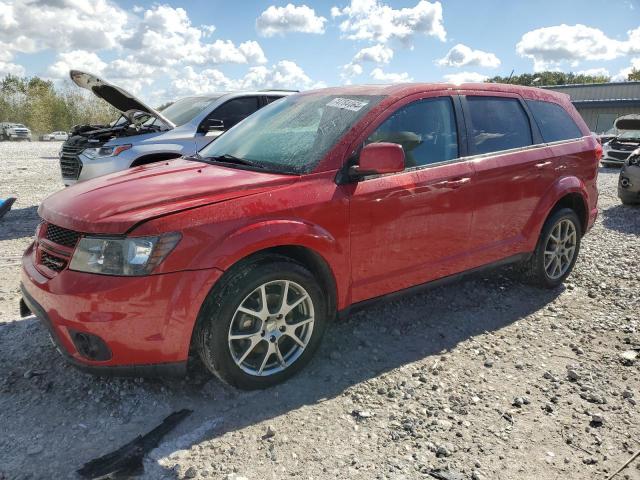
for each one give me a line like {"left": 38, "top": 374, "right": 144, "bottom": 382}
{"left": 542, "top": 82, "right": 640, "bottom": 133}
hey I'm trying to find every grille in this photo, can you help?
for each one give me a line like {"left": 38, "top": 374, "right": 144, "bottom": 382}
{"left": 40, "top": 251, "right": 67, "bottom": 272}
{"left": 45, "top": 223, "right": 80, "bottom": 248}
{"left": 608, "top": 151, "right": 631, "bottom": 161}
{"left": 60, "top": 145, "right": 83, "bottom": 179}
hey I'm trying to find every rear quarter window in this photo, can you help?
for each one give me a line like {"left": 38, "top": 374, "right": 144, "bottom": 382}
{"left": 526, "top": 100, "right": 583, "bottom": 143}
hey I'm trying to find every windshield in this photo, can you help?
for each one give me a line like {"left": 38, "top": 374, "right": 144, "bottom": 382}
{"left": 199, "top": 93, "right": 385, "bottom": 174}
{"left": 618, "top": 130, "right": 640, "bottom": 141}
{"left": 155, "top": 96, "right": 219, "bottom": 127}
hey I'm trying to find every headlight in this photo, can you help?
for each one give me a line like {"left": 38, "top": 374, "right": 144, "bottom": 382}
{"left": 83, "top": 144, "right": 132, "bottom": 159}
{"left": 69, "top": 232, "right": 181, "bottom": 276}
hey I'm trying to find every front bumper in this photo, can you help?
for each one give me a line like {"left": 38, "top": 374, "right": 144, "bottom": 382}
{"left": 63, "top": 151, "right": 134, "bottom": 186}
{"left": 602, "top": 150, "right": 633, "bottom": 166}
{"left": 20, "top": 243, "right": 223, "bottom": 375}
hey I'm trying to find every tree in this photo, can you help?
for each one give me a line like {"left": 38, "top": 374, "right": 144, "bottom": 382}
{"left": 486, "top": 71, "right": 610, "bottom": 86}
{"left": 628, "top": 68, "right": 640, "bottom": 81}
{"left": 0, "top": 74, "right": 120, "bottom": 134}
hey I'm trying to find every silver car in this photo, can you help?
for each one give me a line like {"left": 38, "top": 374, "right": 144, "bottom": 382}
{"left": 60, "top": 70, "right": 294, "bottom": 186}
{"left": 601, "top": 115, "right": 640, "bottom": 167}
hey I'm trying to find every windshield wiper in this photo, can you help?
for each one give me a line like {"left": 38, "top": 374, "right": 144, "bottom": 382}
{"left": 206, "top": 154, "right": 266, "bottom": 169}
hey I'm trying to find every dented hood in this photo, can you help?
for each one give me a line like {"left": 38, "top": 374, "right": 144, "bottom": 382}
{"left": 69, "top": 70, "right": 175, "bottom": 129}
{"left": 38, "top": 159, "right": 299, "bottom": 234}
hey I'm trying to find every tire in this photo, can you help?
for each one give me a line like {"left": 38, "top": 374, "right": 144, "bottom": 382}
{"left": 522, "top": 208, "right": 582, "bottom": 288}
{"left": 195, "top": 254, "right": 328, "bottom": 389}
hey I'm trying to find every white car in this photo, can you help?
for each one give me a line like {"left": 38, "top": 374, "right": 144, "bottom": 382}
{"left": 41, "top": 131, "right": 69, "bottom": 141}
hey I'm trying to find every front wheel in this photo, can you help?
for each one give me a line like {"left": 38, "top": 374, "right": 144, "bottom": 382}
{"left": 195, "top": 255, "right": 328, "bottom": 389}
{"left": 523, "top": 208, "right": 582, "bottom": 288}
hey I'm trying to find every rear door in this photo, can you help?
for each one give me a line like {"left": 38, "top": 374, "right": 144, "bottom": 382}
{"left": 348, "top": 94, "right": 476, "bottom": 303}
{"left": 459, "top": 93, "right": 553, "bottom": 266}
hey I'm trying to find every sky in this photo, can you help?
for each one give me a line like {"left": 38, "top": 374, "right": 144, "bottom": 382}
{"left": 1, "top": 0, "right": 639, "bottom": 105}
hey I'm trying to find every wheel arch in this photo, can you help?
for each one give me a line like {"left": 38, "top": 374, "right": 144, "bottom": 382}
{"left": 524, "top": 176, "right": 590, "bottom": 247}
{"left": 187, "top": 243, "right": 340, "bottom": 360}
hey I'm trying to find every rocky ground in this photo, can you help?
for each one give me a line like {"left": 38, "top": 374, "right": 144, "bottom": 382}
{"left": 0, "top": 141, "right": 638, "bottom": 480}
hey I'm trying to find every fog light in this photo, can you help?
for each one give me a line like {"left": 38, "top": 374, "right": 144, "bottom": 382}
{"left": 69, "top": 330, "right": 112, "bottom": 361}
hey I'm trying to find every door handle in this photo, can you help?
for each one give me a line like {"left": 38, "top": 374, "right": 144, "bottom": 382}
{"left": 535, "top": 161, "right": 552, "bottom": 168}
{"left": 434, "top": 177, "right": 471, "bottom": 189}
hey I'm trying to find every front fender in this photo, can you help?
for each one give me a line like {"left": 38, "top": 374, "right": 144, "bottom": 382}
{"left": 210, "top": 219, "right": 350, "bottom": 309}
{"left": 522, "top": 175, "right": 589, "bottom": 249}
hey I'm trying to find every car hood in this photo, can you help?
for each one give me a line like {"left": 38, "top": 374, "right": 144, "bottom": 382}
{"left": 614, "top": 115, "right": 640, "bottom": 131}
{"left": 70, "top": 70, "right": 175, "bottom": 129}
{"left": 39, "top": 159, "right": 299, "bottom": 234}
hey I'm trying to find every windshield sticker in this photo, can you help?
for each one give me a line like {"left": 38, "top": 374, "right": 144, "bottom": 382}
{"left": 326, "top": 98, "right": 368, "bottom": 112}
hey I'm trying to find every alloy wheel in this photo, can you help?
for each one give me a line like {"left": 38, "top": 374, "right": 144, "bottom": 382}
{"left": 543, "top": 218, "right": 577, "bottom": 280}
{"left": 227, "top": 280, "right": 315, "bottom": 376}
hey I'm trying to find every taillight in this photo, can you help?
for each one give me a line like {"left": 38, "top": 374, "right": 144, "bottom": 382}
{"left": 595, "top": 142, "right": 603, "bottom": 161}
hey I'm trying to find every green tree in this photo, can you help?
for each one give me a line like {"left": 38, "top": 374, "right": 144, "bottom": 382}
{"left": 486, "top": 71, "right": 610, "bottom": 86}
{"left": 628, "top": 68, "right": 640, "bottom": 81}
{"left": 0, "top": 74, "right": 120, "bottom": 134}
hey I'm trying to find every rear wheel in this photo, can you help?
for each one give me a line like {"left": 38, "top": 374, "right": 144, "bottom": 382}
{"left": 195, "top": 255, "right": 328, "bottom": 389}
{"left": 523, "top": 208, "right": 581, "bottom": 288}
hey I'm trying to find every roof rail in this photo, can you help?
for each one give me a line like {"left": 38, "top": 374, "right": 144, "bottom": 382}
{"left": 259, "top": 89, "right": 299, "bottom": 93}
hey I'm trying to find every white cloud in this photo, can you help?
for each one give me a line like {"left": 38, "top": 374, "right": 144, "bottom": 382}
{"left": 341, "top": 43, "right": 394, "bottom": 79}
{"left": 123, "top": 5, "right": 267, "bottom": 68}
{"left": 515, "top": 24, "right": 639, "bottom": 71}
{"left": 170, "top": 61, "right": 324, "bottom": 96}
{"left": 437, "top": 43, "right": 500, "bottom": 68}
{"left": 0, "top": 61, "right": 25, "bottom": 77}
{"left": 48, "top": 50, "right": 107, "bottom": 78}
{"left": 612, "top": 57, "right": 640, "bottom": 81}
{"left": 353, "top": 44, "right": 394, "bottom": 64}
{"left": 332, "top": 0, "right": 446, "bottom": 45}
{"left": 443, "top": 71, "right": 488, "bottom": 84}
{"left": 370, "top": 67, "right": 412, "bottom": 83}
{"left": 341, "top": 62, "right": 363, "bottom": 80}
{"left": 0, "top": 0, "right": 129, "bottom": 54}
{"left": 576, "top": 67, "right": 610, "bottom": 77}
{"left": 256, "top": 4, "right": 326, "bottom": 36}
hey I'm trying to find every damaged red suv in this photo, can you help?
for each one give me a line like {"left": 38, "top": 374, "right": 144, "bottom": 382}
{"left": 21, "top": 84, "right": 600, "bottom": 389}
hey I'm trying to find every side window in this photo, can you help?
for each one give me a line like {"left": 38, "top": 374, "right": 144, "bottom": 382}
{"left": 210, "top": 97, "right": 260, "bottom": 130}
{"left": 466, "top": 96, "right": 532, "bottom": 155}
{"left": 366, "top": 97, "right": 459, "bottom": 169}
{"left": 526, "top": 100, "right": 583, "bottom": 143}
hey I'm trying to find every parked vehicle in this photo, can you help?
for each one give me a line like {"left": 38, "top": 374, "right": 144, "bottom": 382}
{"left": 59, "top": 70, "right": 295, "bottom": 186}
{"left": 598, "top": 127, "right": 618, "bottom": 145}
{"left": 41, "top": 131, "right": 69, "bottom": 142}
{"left": 1, "top": 122, "right": 32, "bottom": 141}
{"left": 617, "top": 117, "right": 640, "bottom": 205}
{"left": 601, "top": 115, "right": 640, "bottom": 167}
{"left": 21, "top": 83, "right": 600, "bottom": 389}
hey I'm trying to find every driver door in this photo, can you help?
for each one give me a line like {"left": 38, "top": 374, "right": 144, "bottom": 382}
{"left": 348, "top": 95, "right": 476, "bottom": 303}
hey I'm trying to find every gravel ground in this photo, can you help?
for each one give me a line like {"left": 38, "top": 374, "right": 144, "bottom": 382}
{"left": 0, "top": 141, "right": 639, "bottom": 480}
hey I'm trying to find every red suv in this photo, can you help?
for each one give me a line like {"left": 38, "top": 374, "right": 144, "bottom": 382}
{"left": 21, "top": 83, "right": 600, "bottom": 389}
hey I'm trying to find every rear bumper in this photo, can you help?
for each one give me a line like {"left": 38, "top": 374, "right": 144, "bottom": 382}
{"left": 21, "top": 243, "right": 223, "bottom": 376}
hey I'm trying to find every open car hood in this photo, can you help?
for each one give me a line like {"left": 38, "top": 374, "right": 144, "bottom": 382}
{"left": 69, "top": 70, "right": 175, "bottom": 129}
{"left": 614, "top": 114, "right": 640, "bottom": 131}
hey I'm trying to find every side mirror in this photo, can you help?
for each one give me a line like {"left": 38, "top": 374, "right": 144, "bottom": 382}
{"left": 351, "top": 142, "right": 405, "bottom": 178}
{"left": 201, "top": 118, "right": 225, "bottom": 132}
